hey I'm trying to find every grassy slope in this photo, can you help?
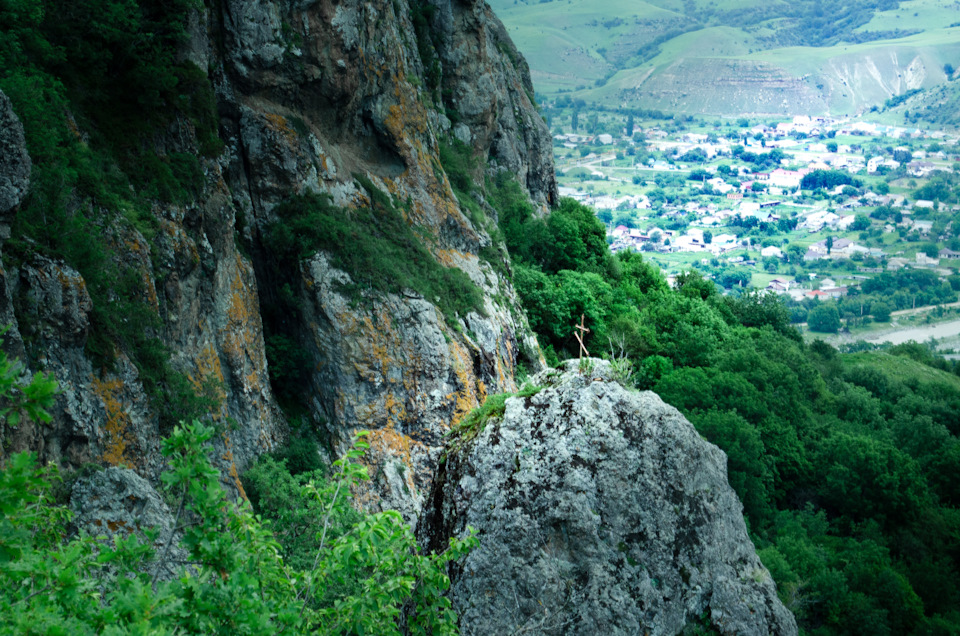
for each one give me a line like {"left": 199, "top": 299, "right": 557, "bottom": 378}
{"left": 841, "top": 351, "right": 960, "bottom": 390}
{"left": 856, "top": 0, "right": 960, "bottom": 33}
{"left": 490, "top": 0, "right": 960, "bottom": 118}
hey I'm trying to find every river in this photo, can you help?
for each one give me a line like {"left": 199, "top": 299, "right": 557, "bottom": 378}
{"left": 862, "top": 319, "right": 960, "bottom": 346}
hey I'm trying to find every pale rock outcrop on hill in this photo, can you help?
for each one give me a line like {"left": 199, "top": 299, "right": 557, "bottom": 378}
{"left": 420, "top": 360, "right": 798, "bottom": 636}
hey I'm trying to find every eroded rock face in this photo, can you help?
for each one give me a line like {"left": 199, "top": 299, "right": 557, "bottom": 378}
{"left": 212, "top": 0, "right": 548, "bottom": 516}
{"left": 0, "top": 1, "right": 549, "bottom": 519}
{"left": 419, "top": 360, "right": 798, "bottom": 636}
{"left": 0, "top": 89, "right": 31, "bottom": 220}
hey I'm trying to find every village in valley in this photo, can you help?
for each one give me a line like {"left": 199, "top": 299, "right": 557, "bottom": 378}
{"left": 547, "top": 108, "right": 960, "bottom": 339}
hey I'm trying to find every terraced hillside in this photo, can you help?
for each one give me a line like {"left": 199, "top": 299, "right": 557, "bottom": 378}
{"left": 489, "top": 0, "right": 960, "bottom": 120}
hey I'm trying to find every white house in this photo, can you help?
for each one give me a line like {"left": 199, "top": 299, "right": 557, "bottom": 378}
{"left": 768, "top": 168, "right": 806, "bottom": 189}
{"left": 761, "top": 246, "right": 784, "bottom": 259}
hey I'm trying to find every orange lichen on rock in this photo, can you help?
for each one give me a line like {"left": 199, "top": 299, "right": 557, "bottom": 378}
{"left": 361, "top": 424, "right": 423, "bottom": 504}
{"left": 263, "top": 112, "right": 298, "bottom": 146}
{"left": 120, "top": 234, "right": 159, "bottom": 311}
{"left": 106, "top": 520, "right": 127, "bottom": 533}
{"left": 222, "top": 436, "right": 247, "bottom": 501}
{"left": 352, "top": 388, "right": 408, "bottom": 433}
{"left": 161, "top": 219, "right": 200, "bottom": 269}
{"left": 448, "top": 340, "right": 482, "bottom": 430}
{"left": 436, "top": 248, "right": 465, "bottom": 268}
{"left": 412, "top": 167, "right": 474, "bottom": 235}
{"left": 383, "top": 392, "right": 407, "bottom": 428}
{"left": 382, "top": 71, "right": 428, "bottom": 146}
{"left": 189, "top": 344, "right": 228, "bottom": 420}
{"left": 221, "top": 260, "right": 264, "bottom": 372}
{"left": 367, "top": 423, "right": 417, "bottom": 464}
{"left": 215, "top": 257, "right": 274, "bottom": 433}
{"left": 93, "top": 377, "right": 132, "bottom": 467}
{"left": 55, "top": 264, "right": 88, "bottom": 295}
{"left": 347, "top": 308, "right": 401, "bottom": 385}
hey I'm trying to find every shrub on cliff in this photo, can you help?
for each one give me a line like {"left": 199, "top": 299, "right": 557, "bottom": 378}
{"left": 263, "top": 183, "right": 484, "bottom": 324}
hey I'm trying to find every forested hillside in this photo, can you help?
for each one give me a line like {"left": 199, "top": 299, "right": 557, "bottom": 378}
{"left": 461, "top": 158, "right": 960, "bottom": 632}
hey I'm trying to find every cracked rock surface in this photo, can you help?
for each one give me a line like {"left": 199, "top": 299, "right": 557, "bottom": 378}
{"left": 419, "top": 359, "right": 798, "bottom": 636}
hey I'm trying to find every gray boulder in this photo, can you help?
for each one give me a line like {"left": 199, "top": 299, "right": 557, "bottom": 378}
{"left": 70, "top": 467, "right": 179, "bottom": 547}
{"left": 71, "top": 467, "right": 186, "bottom": 579}
{"left": 419, "top": 359, "right": 798, "bottom": 636}
{"left": 71, "top": 466, "right": 178, "bottom": 542}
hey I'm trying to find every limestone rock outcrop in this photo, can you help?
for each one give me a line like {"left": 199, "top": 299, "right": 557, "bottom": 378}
{"left": 419, "top": 360, "right": 798, "bottom": 636}
{"left": 211, "top": 0, "right": 551, "bottom": 515}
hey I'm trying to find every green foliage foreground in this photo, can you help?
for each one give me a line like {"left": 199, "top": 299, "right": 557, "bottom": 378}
{"left": 0, "top": 349, "right": 475, "bottom": 636}
{"left": 0, "top": 426, "right": 475, "bottom": 635}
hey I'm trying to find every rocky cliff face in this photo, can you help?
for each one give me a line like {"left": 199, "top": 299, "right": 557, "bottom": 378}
{"left": 0, "top": 0, "right": 555, "bottom": 516}
{"left": 419, "top": 360, "right": 797, "bottom": 636}
{"left": 214, "top": 0, "right": 555, "bottom": 515}
{"left": 3, "top": 5, "right": 801, "bottom": 631}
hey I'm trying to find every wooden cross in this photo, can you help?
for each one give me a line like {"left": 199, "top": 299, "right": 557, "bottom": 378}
{"left": 574, "top": 314, "right": 590, "bottom": 359}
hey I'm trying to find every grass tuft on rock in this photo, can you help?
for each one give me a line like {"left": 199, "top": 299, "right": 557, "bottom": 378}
{"left": 446, "top": 383, "right": 542, "bottom": 453}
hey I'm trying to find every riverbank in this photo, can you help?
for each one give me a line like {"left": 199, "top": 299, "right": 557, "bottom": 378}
{"left": 800, "top": 304, "right": 960, "bottom": 352}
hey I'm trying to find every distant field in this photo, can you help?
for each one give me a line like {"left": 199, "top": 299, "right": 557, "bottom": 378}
{"left": 489, "top": 0, "right": 960, "bottom": 121}
{"left": 856, "top": 0, "right": 960, "bottom": 33}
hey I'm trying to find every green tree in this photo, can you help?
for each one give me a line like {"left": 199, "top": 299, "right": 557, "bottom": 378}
{"left": 893, "top": 149, "right": 913, "bottom": 164}
{"left": 850, "top": 214, "right": 870, "bottom": 232}
{"left": 871, "top": 301, "right": 892, "bottom": 322}
{"left": 808, "top": 304, "right": 841, "bottom": 333}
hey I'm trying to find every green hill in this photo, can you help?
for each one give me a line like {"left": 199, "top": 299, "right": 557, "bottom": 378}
{"left": 490, "top": 0, "right": 960, "bottom": 121}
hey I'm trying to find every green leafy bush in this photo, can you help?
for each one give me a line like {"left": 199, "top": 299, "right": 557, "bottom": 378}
{"left": 0, "top": 399, "right": 476, "bottom": 635}
{"left": 263, "top": 183, "right": 484, "bottom": 323}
